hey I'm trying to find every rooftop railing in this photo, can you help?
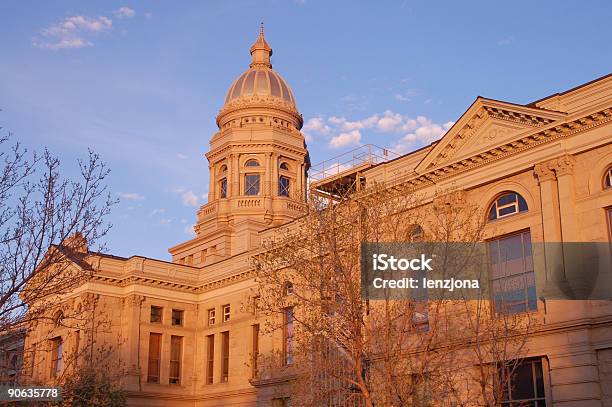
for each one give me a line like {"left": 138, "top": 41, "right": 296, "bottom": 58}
{"left": 309, "top": 144, "right": 400, "bottom": 182}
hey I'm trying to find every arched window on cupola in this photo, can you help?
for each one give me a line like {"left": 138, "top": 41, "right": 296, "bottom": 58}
{"left": 245, "top": 159, "right": 260, "bottom": 167}
{"left": 487, "top": 192, "right": 528, "bottom": 221}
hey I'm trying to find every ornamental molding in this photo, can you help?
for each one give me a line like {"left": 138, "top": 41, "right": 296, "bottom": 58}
{"left": 89, "top": 268, "right": 256, "bottom": 294}
{"left": 217, "top": 96, "right": 302, "bottom": 126}
{"left": 207, "top": 142, "right": 308, "bottom": 161}
{"left": 394, "top": 107, "right": 611, "bottom": 193}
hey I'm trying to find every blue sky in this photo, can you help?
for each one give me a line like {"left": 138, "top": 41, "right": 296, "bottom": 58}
{"left": 1, "top": 1, "right": 610, "bottom": 259}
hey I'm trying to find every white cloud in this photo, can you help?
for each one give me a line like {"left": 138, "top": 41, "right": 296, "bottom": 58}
{"left": 33, "top": 15, "right": 113, "bottom": 50}
{"left": 149, "top": 208, "right": 165, "bottom": 216}
{"left": 181, "top": 190, "right": 199, "bottom": 206}
{"left": 117, "top": 191, "right": 144, "bottom": 201}
{"left": 176, "top": 153, "right": 188, "bottom": 160}
{"left": 306, "top": 110, "right": 453, "bottom": 154}
{"left": 329, "top": 130, "right": 362, "bottom": 149}
{"left": 145, "top": 12, "right": 153, "bottom": 19}
{"left": 497, "top": 36, "right": 514, "bottom": 46}
{"left": 114, "top": 7, "right": 135, "bottom": 19}
{"left": 184, "top": 224, "right": 196, "bottom": 236}
{"left": 392, "top": 120, "right": 454, "bottom": 154}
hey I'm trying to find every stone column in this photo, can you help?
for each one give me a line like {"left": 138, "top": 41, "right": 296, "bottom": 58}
{"left": 124, "top": 294, "right": 144, "bottom": 390}
{"left": 555, "top": 155, "right": 577, "bottom": 242}
{"left": 231, "top": 153, "right": 240, "bottom": 196}
{"left": 208, "top": 164, "right": 215, "bottom": 201}
{"left": 534, "top": 160, "right": 569, "bottom": 299}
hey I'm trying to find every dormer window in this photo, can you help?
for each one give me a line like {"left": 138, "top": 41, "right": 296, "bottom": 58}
{"left": 488, "top": 192, "right": 528, "bottom": 221}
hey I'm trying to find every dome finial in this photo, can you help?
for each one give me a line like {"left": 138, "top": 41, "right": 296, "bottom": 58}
{"left": 250, "top": 23, "right": 272, "bottom": 68}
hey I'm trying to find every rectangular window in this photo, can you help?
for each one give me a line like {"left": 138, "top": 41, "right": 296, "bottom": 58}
{"left": 488, "top": 230, "right": 536, "bottom": 314}
{"left": 220, "top": 178, "right": 227, "bottom": 198}
{"left": 245, "top": 174, "right": 260, "bottom": 196}
{"left": 206, "top": 334, "right": 214, "bottom": 384}
{"left": 172, "top": 309, "right": 184, "bottom": 326}
{"left": 208, "top": 308, "right": 216, "bottom": 326}
{"left": 279, "top": 176, "right": 290, "bottom": 197}
{"left": 147, "top": 333, "right": 162, "bottom": 383}
{"left": 150, "top": 306, "right": 163, "bottom": 323}
{"left": 169, "top": 336, "right": 182, "bottom": 384}
{"left": 251, "top": 324, "right": 259, "bottom": 378}
{"left": 221, "top": 331, "right": 229, "bottom": 382}
{"left": 50, "top": 337, "right": 63, "bottom": 377}
{"left": 222, "top": 304, "right": 230, "bottom": 322}
{"left": 500, "top": 358, "right": 547, "bottom": 406}
{"left": 284, "top": 307, "right": 294, "bottom": 365}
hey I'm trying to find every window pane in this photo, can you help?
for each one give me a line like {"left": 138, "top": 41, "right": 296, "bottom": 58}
{"left": 172, "top": 309, "right": 183, "bottom": 326}
{"left": 498, "top": 205, "right": 518, "bottom": 217}
{"left": 498, "top": 193, "right": 517, "bottom": 207}
{"left": 151, "top": 306, "right": 162, "bottom": 323}
{"left": 279, "top": 176, "right": 290, "bottom": 197}
{"left": 245, "top": 174, "right": 260, "bottom": 196}
{"left": 206, "top": 334, "right": 214, "bottom": 384}
{"left": 147, "top": 333, "right": 161, "bottom": 383}
{"left": 220, "top": 178, "right": 227, "bottom": 198}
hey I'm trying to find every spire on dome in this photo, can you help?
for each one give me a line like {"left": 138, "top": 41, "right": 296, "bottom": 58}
{"left": 250, "top": 23, "right": 272, "bottom": 68}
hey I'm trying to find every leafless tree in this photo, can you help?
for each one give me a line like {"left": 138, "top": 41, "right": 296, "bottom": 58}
{"left": 0, "top": 130, "right": 114, "bottom": 335}
{"left": 253, "top": 180, "right": 538, "bottom": 406}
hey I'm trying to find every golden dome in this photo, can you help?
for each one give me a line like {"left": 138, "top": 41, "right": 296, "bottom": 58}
{"left": 218, "top": 24, "right": 301, "bottom": 128}
{"left": 223, "top": 68, "right": 296, "bottom": 106}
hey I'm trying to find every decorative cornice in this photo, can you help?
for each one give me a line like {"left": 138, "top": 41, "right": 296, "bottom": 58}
{"left": 419, "top": 107, "right": 610, "bottom": 185}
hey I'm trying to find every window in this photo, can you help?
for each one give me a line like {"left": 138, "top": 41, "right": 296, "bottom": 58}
{"left": 279, "top": 162, "right": 289, "bottom": 171}
{"left": 283, "top": 281, "right": 294, "bottom": 296}
{"left": 251, "top": 324, "right": 259, "bottom": 378}
{"left": 488, "top": 192, "right": 528, "bottom": 221}
{"left": 219, "top": 164, "right": 227, "bottom": 173}
{"left": 408, "top": 225, "right": 424, "bottom": 242}
{"left": 488, "top": 230, "right": 536, "bottom": 314}
{"left": 187, "top": 254, "right": 193, "bottom": 266}
{"left": 208, "top": 308, "right": 216, "bottom": 326}
{"left": 53, "top": 311, "right": 64, "bottom": 327}
{"left": 172, "top": 309, "right": 184, "bottom": 326}
{"left": 245, "top": 174, "right": 260, "bottom": 196}
{"left": 222, "top": 304, "right": 231, "bottom": 322}
{"left": 283, "top": 307, "right": 294, "bottom": 365}
{"left": 245, "top": 159, "right": 259, "bottom": 167}
{"left": 206, "top": 334, "right": 214, "bottom": 384}
{"left": 50, "top": 337, "right": 63, "bottom": 377}
{"left": 150, "top": 306, "right": 163, "bottom": 323}
{"left": 605, "top": 167, "right": 612, "bottom": 189}
{"left": 279, "top": 176, "right": 290, "bottom": 197}
{"left": 74, "top": 330, "right": 80, "bottom": 365}
{"left": 147, "top": 333, "right": 162, "bottom": 383}
{"left": 499, "top": 358, "right": 547, "bottom": 406}
{"left": 221, "top": 331, "right": 230, "bottom": 382}
{"left": 169, "top": 336, "right": 182, "bottom": 384}
{"left": 608, "top": 208, "right": 612, "bottom": 240}
{"left": 220, "top": 178, "right": 227, "bottom": 198}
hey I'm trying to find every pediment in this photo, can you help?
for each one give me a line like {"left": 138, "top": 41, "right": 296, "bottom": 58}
{"left": 415, "top": 98, "right": 566, "bottom": 173}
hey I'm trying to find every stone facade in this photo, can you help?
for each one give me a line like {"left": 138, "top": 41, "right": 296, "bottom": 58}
{"left": 21, "top": 26, "right": 612, "bottom": 406}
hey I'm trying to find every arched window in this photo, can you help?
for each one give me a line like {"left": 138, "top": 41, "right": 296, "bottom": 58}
{"left": 245, "top": 159, "right": 260, "bottom": 167}
{"left": 280, "top": 162, "right": 289, "bottom": 171}
{"left": 408, "top": 225, "right": 424, "bottom": 242}
{"left": 219, "top": 164, "right": 227, "bottom": 174}
{"left": 53, "top": 311, "right": 64, "bottom": 327}
{"left": 283, "top": 281, "right": 294, "bottom": 296}
{"left": 604, "top": 166, "right": 612, "bottom": 189}
{"left": 279, "top": 176, "right": 290, "bottom": 197}
{"left": 488, "top": 192, "right": 528, "bottom": 221}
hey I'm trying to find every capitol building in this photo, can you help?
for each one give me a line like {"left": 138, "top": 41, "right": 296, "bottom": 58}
{"left": 20, "top": 26, "right": 612, "bottom": 406}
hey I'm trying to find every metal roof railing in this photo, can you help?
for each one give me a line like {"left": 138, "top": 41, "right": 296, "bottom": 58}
{"left": 308, "top": 144, "right": 400, "bottom": 182}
